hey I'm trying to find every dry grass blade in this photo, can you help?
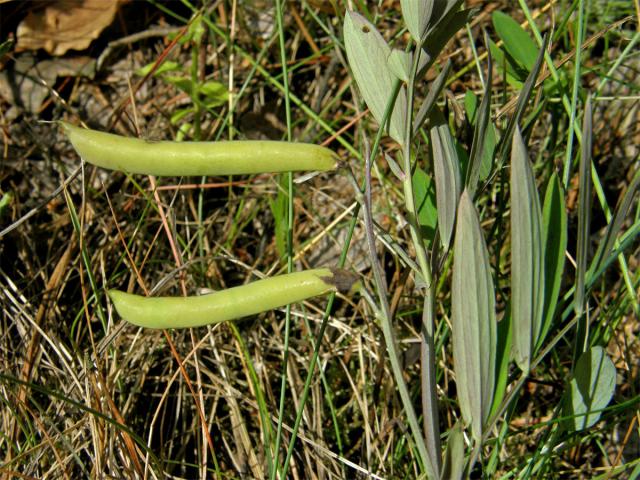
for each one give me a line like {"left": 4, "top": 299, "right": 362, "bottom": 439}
{"left": 452, "top": 190, "right": 496, "bottom": 441}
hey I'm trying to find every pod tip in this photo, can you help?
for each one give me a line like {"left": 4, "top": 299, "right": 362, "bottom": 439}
{"left": 325, "top": 268, "right": 361, "bottom": 295}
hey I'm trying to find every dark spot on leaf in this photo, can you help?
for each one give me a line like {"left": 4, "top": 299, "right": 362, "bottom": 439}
{"left": 361, "top": 26, "right": 370, "bottom": 33}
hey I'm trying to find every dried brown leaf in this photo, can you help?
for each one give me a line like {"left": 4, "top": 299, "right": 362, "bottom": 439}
{"left": 16, "top": 0, "right": 127, "bottom": 56}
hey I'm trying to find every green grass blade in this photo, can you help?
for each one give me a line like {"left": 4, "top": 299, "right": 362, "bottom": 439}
{"left": 452, "top": 190, "right": 497, "bottom": 441}
{"left": 510, "top": 127, "right": 544, "bottom": 373}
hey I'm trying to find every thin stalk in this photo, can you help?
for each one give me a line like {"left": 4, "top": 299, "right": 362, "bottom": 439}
{"left": 281, "top": 205, "right": 360, "bottom": 480}
{"left": 361, "top": 79, "right": 436, "bottom": 478}
{"left": 272, "top": 0, "right": 295, "bottom": 477}
{"left": 403, "top": 45, "right": 441, "bottom": 477}
{"left": 561, "top": 0, "right": 585, "bottom": 187}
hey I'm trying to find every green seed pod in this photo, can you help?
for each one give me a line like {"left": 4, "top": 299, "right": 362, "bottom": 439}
{"left": 61, "top": 122, "right": 338, "bottom": 176}
{"left": 109, "top": 268, "right": 360, "bottom": 329}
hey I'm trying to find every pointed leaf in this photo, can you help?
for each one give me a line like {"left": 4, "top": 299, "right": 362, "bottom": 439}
{"left": 430, "top": 108, "right": 461, "bottom": 250}
{"left": 492, "top": 11, "right": 538, "bottom": 71}
{"left": 401, "top": 0, "right": 434, "bottom": 43}
{"left": 440, "top": 421, "right": 465, "bottom": 480}
{"left": 510, "top": 128, "right": 545, "bottom": 372}
{"left": 412, "top": 167, "right": 438, "bottom": 241}
{"left": 466, "top": 42, "right": 493, "bottom": 195}
{"left": 452, "top": 190, "right": 497, "bottom": 441}
{"left": 344, "top": 11, "right": 407, "bottom": 144}
{"left": 385, "top": 153, "right": 405, "bottom": 181}
{"left": 414, "top": 59, "right": 452, "bottom": 135}
{"left": 387, "top": 49, "right": 412, "bottom": 83}
{"left": 496, "top": 35, "right": 548, "bottom": 168}
{"left": 538, "top": 172, "right": 567, "bottom": 349}
{"left": 421, "top": 7, "right": 476, "bottom": 72}
{"left": 590, "top": 169, "right": 640, "bottom": 276}
{"left": 564, "top": 346, "right": 616, "bottom": 431}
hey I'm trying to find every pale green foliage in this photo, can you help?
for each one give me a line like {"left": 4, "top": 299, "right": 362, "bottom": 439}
{"left": 452, "top": 190, "right": 497, "bottom": 441}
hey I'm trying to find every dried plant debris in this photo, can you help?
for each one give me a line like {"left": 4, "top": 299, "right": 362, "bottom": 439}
{"left": 16, "top": 0, "right": 128, "bottom": 56}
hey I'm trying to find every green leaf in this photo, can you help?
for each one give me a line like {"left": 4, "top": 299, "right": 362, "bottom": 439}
{"left": 466, "top": 43, "right": 493, "bottom": 194}
{"left": 414, "top": 59, "right": 452, "bottom": 135}
{"left": 492, "top": 11, "right": 539, "bottom": 71}
{"left": 412, "top": 167, "right": 438, "bottom": 241}
{"left": 510, "top": 128, "right": 544, "bottom": 373}
{"left": 135, "top": 60, "right": 182, "bottom": 77}
{"left": 269, "top": 176, "right": 289, "bottom": 259}
{"left": 344, "top": 11, "right": 407, "bottom": 144}
{"left": 488, "top": 39, "right": 526, "bottom": 86}
{"left": 489, "top": 311, "right": 512, "bottom": 419}
{"left": 430, "top": 108, "right": 461, "bottom": 250}
{"left": 440, "top": 421, "right": 466, "bottom": 480}
{"left": 387, "top": 49, "right": 411, "bottom": 83}
{"left": 200, "top": 80, "right": 228, "bottom": 107}
{"left": 162, "top": 75, "right": 194, "bottom": 95}
{"left": 589, "top": 169, "right": 640, "bottom": 277}
{"left": 496, "top": 35, "right": 547, "bottom": 172}
{"left": 401, "top": 0, "right": 434, "bottom": 43}
{"left": 0, "top": 191, "right": 13, "bottom": 217}
{"left": 452, "top": 189, "right": 497, "bottom": 441}
{"left": 464, "top": 91, "right": 497, "bottom": 183}
{"left": 0, "top": 39, "right": 13, "bottom": 59}
{"left": 538, "top": 172, "right": 567, "bottom": 349}
{"left": 564, "top": 346, "right": 616, "bottom": 431}
{"left": 421, "top": 7, "right": 476, "bottom": 72}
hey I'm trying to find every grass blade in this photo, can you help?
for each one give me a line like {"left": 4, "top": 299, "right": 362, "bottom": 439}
{"left": 452, "top": 189, "right": 497, "bottom": 441}
{"left": 510, "top": 127, "right": 544, "bottom": 372}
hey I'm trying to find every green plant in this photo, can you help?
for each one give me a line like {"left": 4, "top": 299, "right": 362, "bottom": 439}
{"left": 342, "top": 2, "right": 634, "bottom": 478}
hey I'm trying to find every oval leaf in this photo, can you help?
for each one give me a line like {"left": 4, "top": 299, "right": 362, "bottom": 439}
{"left": 344, "top": 11, "right": 407, "bottom": 144}
{"left": 564, "top": 346, "right": 616, "bottom": 431}
{"left": 387, "top": 49, "right": 411, "bottom": 83}
{"left": 452, "top": 189, "right": 497, "bottom": 441}
{"left": 401, "top": 0, "right": 434, "bottom": 42}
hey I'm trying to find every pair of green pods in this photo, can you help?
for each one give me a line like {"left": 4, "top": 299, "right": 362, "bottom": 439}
{"left": 62, "top": 122, "right": 358, "bottom": 329}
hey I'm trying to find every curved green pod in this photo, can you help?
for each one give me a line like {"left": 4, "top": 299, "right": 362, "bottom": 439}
{"left": 109, "top": 268, "right": 360, "bottom": 329}
{"left": 61, "top": 122, "right": 338, "bottom": 176}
